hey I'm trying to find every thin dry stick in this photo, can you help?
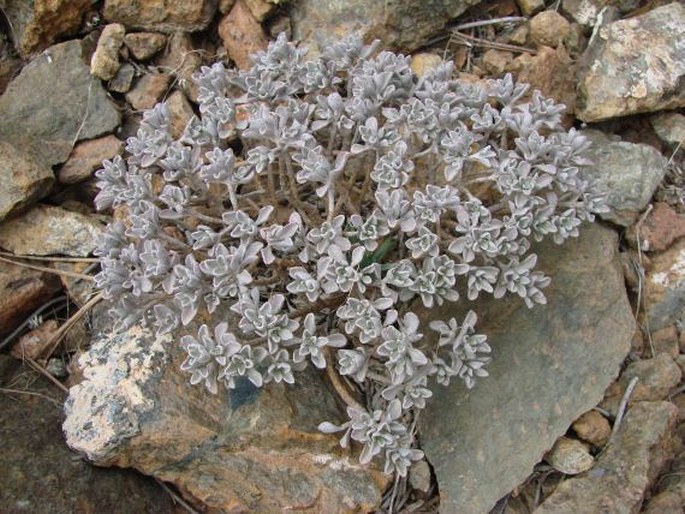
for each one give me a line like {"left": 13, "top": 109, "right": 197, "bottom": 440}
{"left": 633, "top": 203, "right": 655, "bottom": 357}
{"left": 609, "top": 376, "right": 639, "bottom": 444}
{"left": 41, "top": 292, "right": 104, "bottom": 360}
{"left": 0, "top": 387, "right": 62, "bottom": 406}
{"left": 451, "top": 31, "right": 538, "bottom": 54}
{"left": 0, "top": 295, "right": 68, "bottom": 351}
{"left": 0, "top": 251, "right": 99, "bottom": 263}
{"left": 453, "top": 16, "right": 527, "bottom": 31}
{"left": 154, "top": 478, "right": 200, "bottom": 514}
{"left": 0, "top": 255, "right": 95, "bottom": 281}
{"left": 25, "top": 357, "right": 69, "bottom": 394}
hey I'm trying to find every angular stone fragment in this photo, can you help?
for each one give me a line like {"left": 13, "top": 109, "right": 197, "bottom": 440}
{"left": 63, "top": 322, "right": 389, "bottom": 512}
{"left": 529, "top": 11, "right": 570, "bottom": 48}
{"left": 572, "top": 410, "right": 611, "bottom": 447}
{"left": 645, "top": 238, "right": 685, "bottom": 332}
{"left": 420, "top": 223, "right": 633, "bottom": 513}
{"left": 0, "top": 205, "right": 104, "bottom": 257}
{"left": 58, "top": 136, "right": 124, "bottom": 185}
{"left": 0, "top": 141, "right": 54, "bottom": 222}
{"left": 165, "top": 90, "right": 195, "bottom": 139}
{"left": 244, "top": 0, "right": 276, "bottom": 21}
{"left": 126, "top": 73, "right": 171, "bottom": 111}
{"left": 156, "top": 33, "right": 202, "bottom": 102}
{"left": 290, "top": 0, "right": 485, "bottom": 54}
{"left": 218, "top": 0, "right": 269, "bottom": 70}
{"left": 0, "top": 40, "right": 120, "bottom": 167}
{"left": 108, "top": 63, "right": 136, "bottom": 93}
{"left": 626, "top": 202, "right": 685, "bottom": 253}
{"left": 576, "top": 2, "right": 685, "bottom": 122}
{"left": 90, "top": 24, "right": 126, "bottom": 81}
{"left": 651, "top": 112, "right": 685, "bottom": 149}
{"left": 123, "top": 32, "right": 167, "bottom": 61}
{"left": 410, "top": 53, "right": 443, "bottom": 78}
{"left": 103, "top": 0, "right": 218, "bottom": 33}
{"left": 3, "top": 0, "right": 91, "bottom": 56}
{"left": 536, "top": 401, "right": 679, "bottom": 514}
{"left": 0, "top": 261, "right": 61, "bottom": 339}
{"left": 515, "top": 0, "right": 545, "bottom": 16}
{"left": 546, "top": 437, "right": 594, "bottom": 475}
{"left": 583, "top": 130, "right": 667, "bottom": 227}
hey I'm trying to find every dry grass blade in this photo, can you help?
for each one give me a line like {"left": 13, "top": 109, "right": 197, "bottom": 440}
{"left": 0, "top": 250, "right": 99, "bottom": 263}
{"left": 609, "top": 376, "right": 639, "bottom": 444}
{"left": 41, "top": 292, "right": 103, "bottom": 360}
{"left": 0, "top": 295, "right": 68, "bottom": 351}
{"left": 450, "top": 31, "right": 537, "bottom": 54}
{"left": 0, "top": 255, "right": 96, "bottom": 281}
{"left": 0, "top": 387, "right": 62, "bottom": 406}
{"left": 25, "top": 356, "right": 68, "bottom": 394}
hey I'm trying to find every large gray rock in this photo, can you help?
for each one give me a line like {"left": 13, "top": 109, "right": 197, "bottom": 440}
{"left": 419, "top": 222, "right": 634, "bottom": 514}
{"left": 576, "top": 2, "right": 685, "bottom": 122}
{"left": 584, "top": 130, "right": 667, "bottom": 227}
{"left": 535, "top": 401, "right": 679, "bottom": 513}
{"left": 0, "top": 205, "right": 104, "bottom": 257}
{"left": 63, "top": 322, "right": 389, "bottom": 513}
{"left": 290, "top": 0, "right": 484, "bottom": 54}
{"left": 0, "top": 40, "right": 120, "bottom": 167}
{"left": 0, "top": 141, "right": 54, "bottom": 222}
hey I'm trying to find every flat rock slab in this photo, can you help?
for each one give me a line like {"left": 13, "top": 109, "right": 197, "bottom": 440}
{"left": 0, "top": 356, "right": 175, "bottom": 513}
{"left": 63, "top": 323, "right": 389, "bottom": 513}
{"left": 419, "top": 222, "right": 634, "bottom": 513}
{"left": 290, "top": 0, "right": 484, "bottom": 54}
{"left": 535, "top": 401, "right": 679, "bottom": 513}
{"left": 0, "top": 40, "right": 120, "bottom": 167}
{"left": 0, "top": 204, "right": 104, "bottom": 257}
{"left": 576, "top": 2, "right": 685, "bottom": 122}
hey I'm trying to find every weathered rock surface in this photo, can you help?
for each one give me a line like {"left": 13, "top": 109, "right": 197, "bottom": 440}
{"left": 0, "top": 357, "right": 174, "bottom": 513}
{"left": 618, "top": 354, "right": 682, "bottom": 404}
{"left": 103, "top": 0, "right": 218, "bottom": 33}
{"left": 3, "top": 0, "right": 91, "bottom": 56}
{"left": 0, "top": 261, "right": 61, "bottom": 339}
{"left": 0, "top": 40, "right": 120, "bottom": 167}
{"left": 165, "top": 90, "right": 195, "bottom": 139}
{"left": 126, "top": 73, "right": 171, "bottom": 111}
{"left": 156, "top": 33, "right": 202, "bottom": 102}
{"left": 515, "top": 0, "right": 545, "bottom": 17}
{"left": 420, "top": 222, "right": 633, "bottom": 513}
{"left": 63, "top": 322, "right": 389, "bottom": 513}
{"left": 90, "top": 23, "right": 126, "bottom": 81}
{"left": 645, "top": 238, "right": 685, "bottom": 332}
{"left": 529, "top": 11, "right": 571, "bottom": 48}
{"left": 219, "top": 0, "right": 269, "bottom": 70}
{"left": 0, "top": 205, "right": 104, "bottom": 257}
{"left": 124, "top": 32, "right": 167, "bottom": 61}
{"left": 58, "top": 135, "right": 125, "bottom": 185}
{"left": 546, "top": 437, "right": 594, "bottom": 475}
{"left": 584, "top": 130, "right": 667, "bottom": 227}
{"left": 572, "top": 410, "right": 611, "bottom": 447}
{"left": 626, "top": 202, "right": 685, "bottom": 253}
{"left": 535, "top": 401, "right": 679, "bottom": 513}
{"left": 290, "top": 0, "right": 484, "bottom": 54}
{"left": 109, "top": 62, "right": 136, "bottom": 93}
{"left": 0, "top": 141, "right": 54, "bottom": 222}
{"left": 651, "top": 111, "right": 685, "bottom": 149}
{"left": 576, "top": 2, "right": 685, "bottom": 122}
{"left": 642, "top": 449, "right": 685, "bottom": 514}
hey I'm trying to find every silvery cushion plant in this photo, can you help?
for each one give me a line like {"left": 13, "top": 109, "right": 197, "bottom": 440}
{"left": 94, "top": 34, "right": 607, "bottom": 477}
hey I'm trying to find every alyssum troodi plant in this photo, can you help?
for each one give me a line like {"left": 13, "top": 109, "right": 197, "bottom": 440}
{"left": 94, "top": 33, "right": 607, "bottom": 477}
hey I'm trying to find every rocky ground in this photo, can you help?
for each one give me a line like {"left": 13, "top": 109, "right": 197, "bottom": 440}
{"left": 0, "top": 0, "right": 684, "bottom": 512}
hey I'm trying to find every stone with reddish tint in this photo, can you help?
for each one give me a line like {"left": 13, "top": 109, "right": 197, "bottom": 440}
{"left": 627, "top": 202, "right": 685, "bottom": 253}
{"left": 536, "top": 402, "right": 679, "bottom": 514}
{"left": 529, "top": 11, "right": 570, "bottom": 48}
{"left": 10, "top": 320, "right": 59, "bottom": 360}
{"left": 0, "top": 261, "right": 61, "bottom": 339}
{"left": 0, "top": 141, "right": 54, "bottom": 222}
{"left": 645, "top": 238, "right": 685, "bottom": 331}
{"left": 0, "top": 205, "right": 104, "bottom": 257}
{"left": 648, "top": 325, "right": 680, "bottom": 360}
{"left": 58, "top": 135, "right": 125, "bottom": 185}
{"left": 156, "top": 33, "right": 202, "bottom": 102}
{"left": 3, "top": 0, "right": 91, "bottom": 56}
{"left": 244, "top": 0, "right": 275, "bottom": 21}
{"left": 126, "top": 73, "right": 171, "bottom": 111}
{"left": 218, "top": 0, "right": 269, "bottom": 70}
{"left": 63, "top": 319, "right": 389, "bottom": 512}
{"left": 103, "top": 0, "right": 218, "bottom": 32}
{"left": 124, "top": 32, "right": 167, "bottom": 61}
{"left": 572, "top": 410, "right": 611, "bottom": 447}
{"left": 165, "top": 90, "right": 195, "bottom": 139}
